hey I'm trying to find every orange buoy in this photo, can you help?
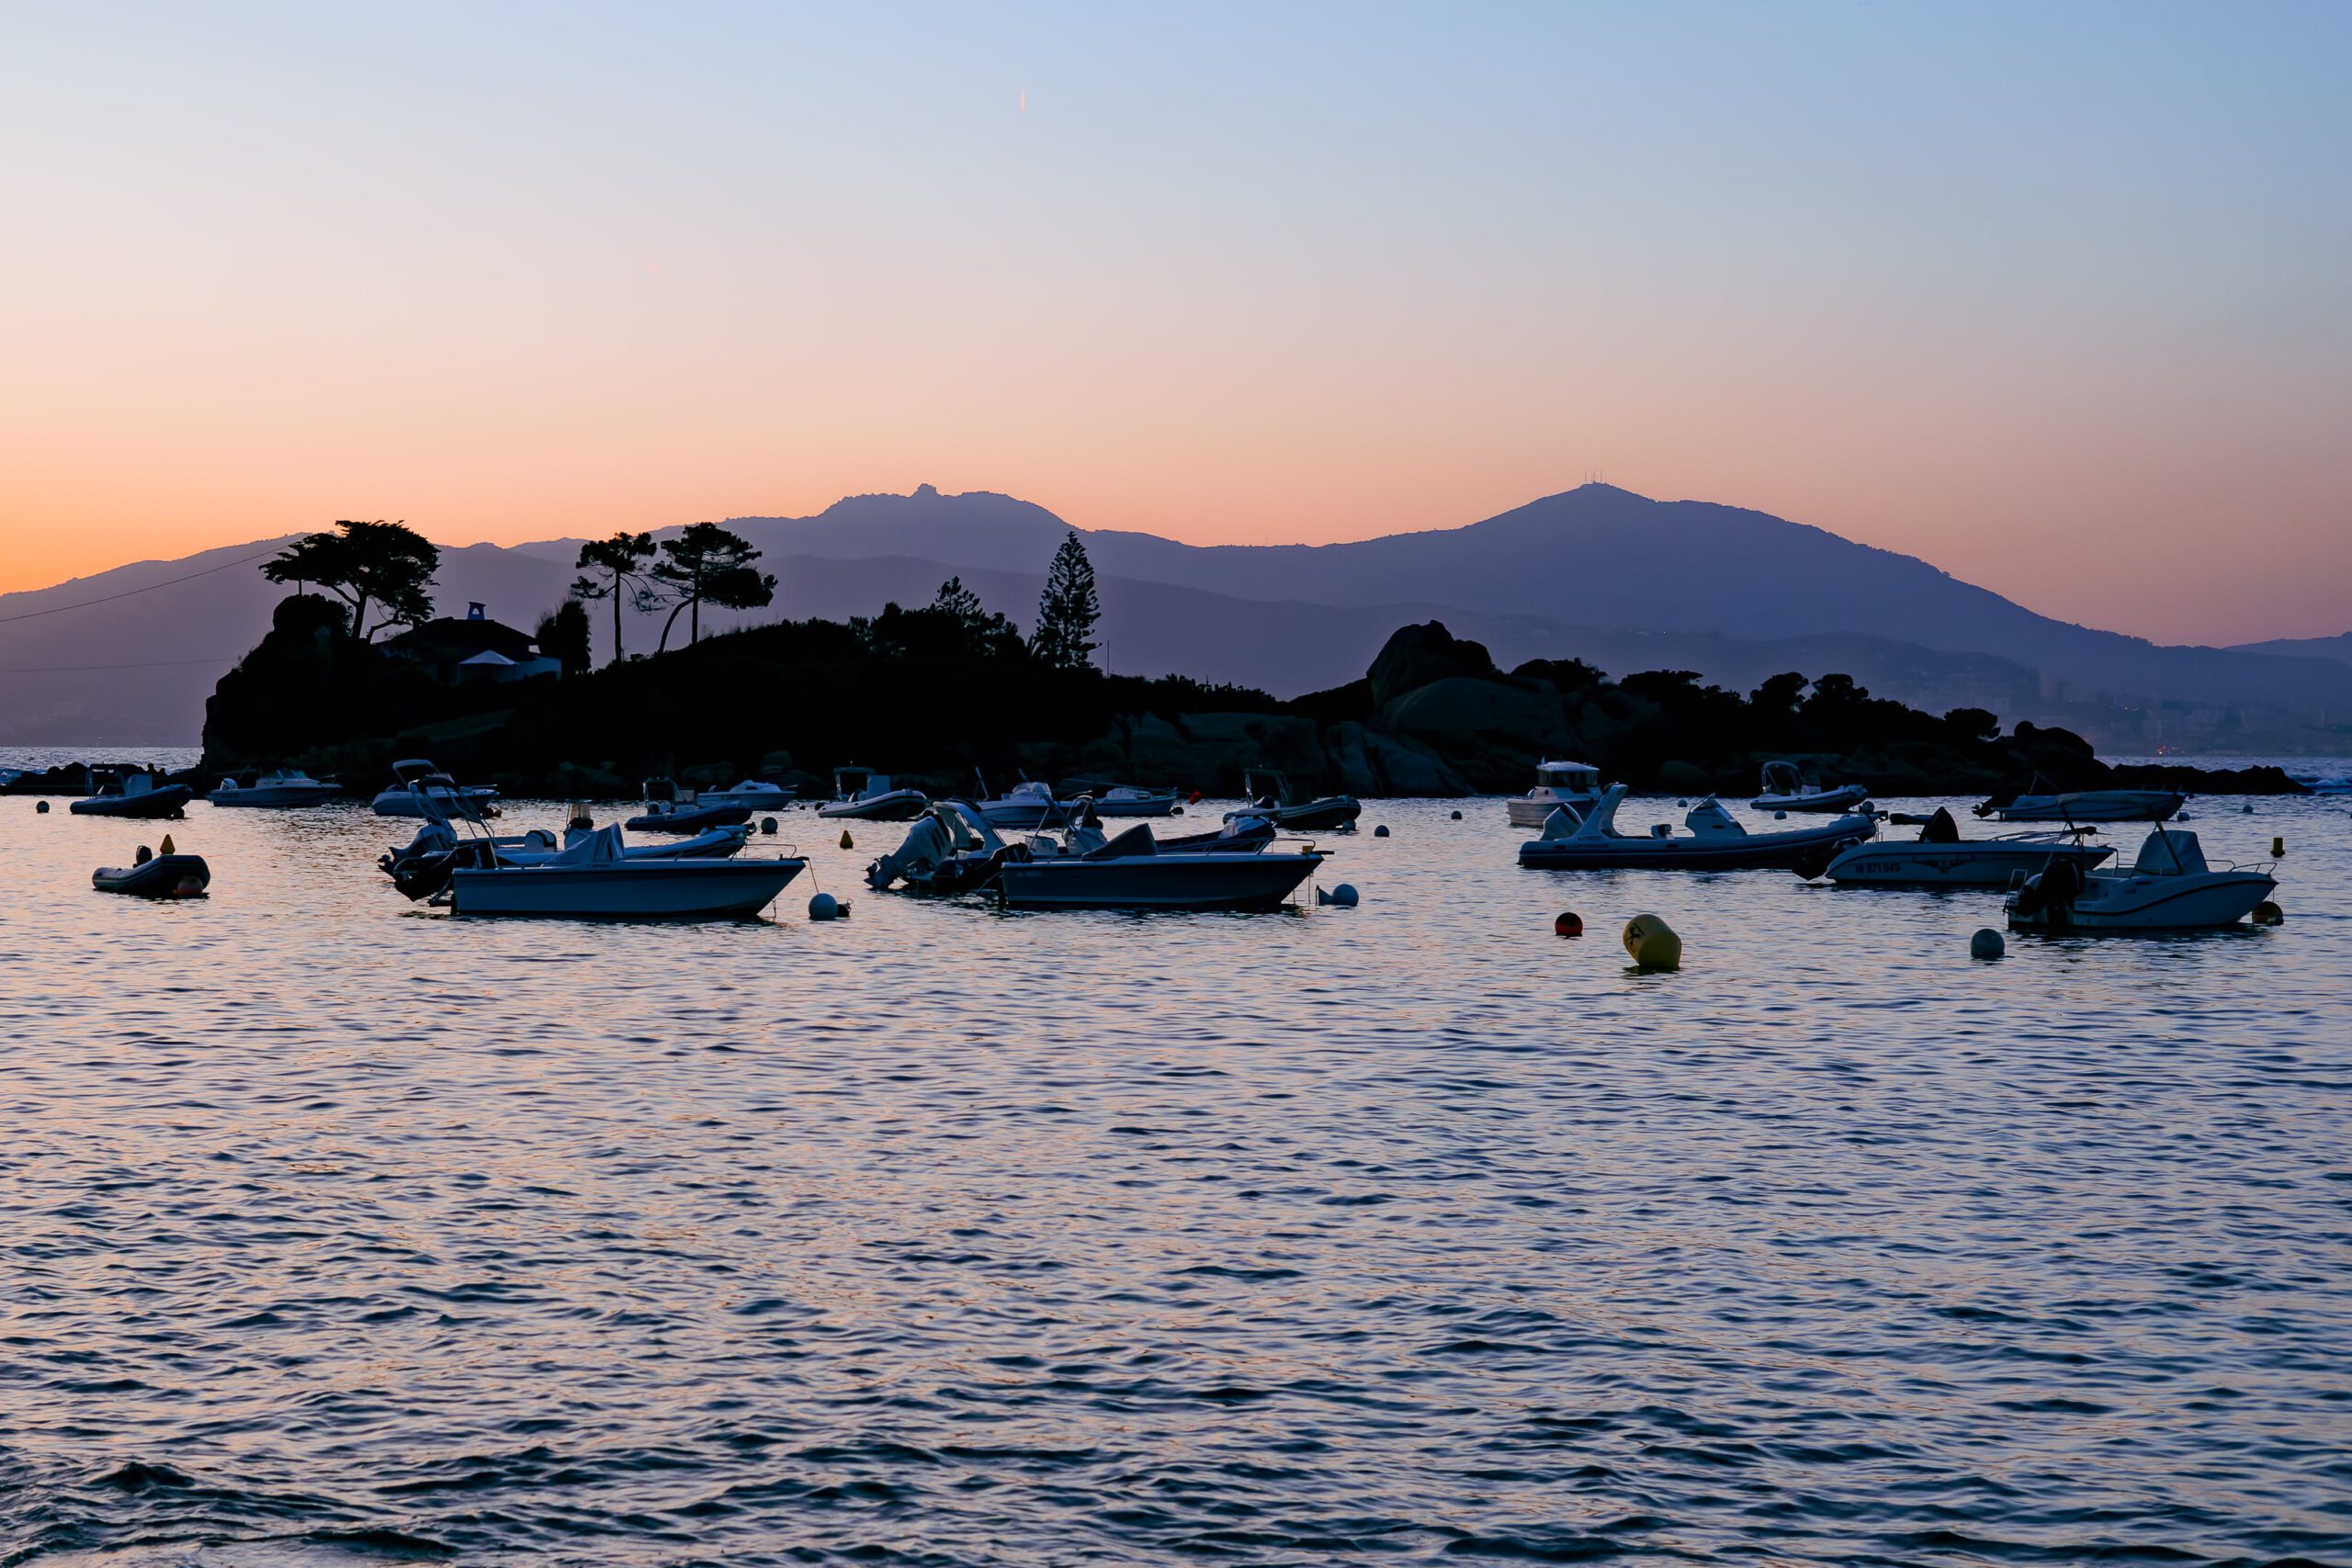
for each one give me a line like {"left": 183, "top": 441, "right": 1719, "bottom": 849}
{"left": 1554, "top": 910, "right": 1583, "bottom": 938}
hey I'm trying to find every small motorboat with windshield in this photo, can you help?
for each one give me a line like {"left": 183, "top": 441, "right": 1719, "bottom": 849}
{"left": 1506, "top": 760, "right": 1606, "bottom": 829}
{"left": 445, "top": 825, "right": 802, "bottom": 919}
{"left": 70, "top": 773, "right": 194, "bottom": 818}
{"left": 206, "top": 769, "right": 340, "bottom": 808}
{"left": 1797, "top": 807, "right": 2114, "bottom": 886}
{"left": 996, "top": 821, "right": 1326, "bottom": 911}
{"left": 1976, "top": 787, "right": 2183, "bottom": 823}
{"left": 382, "top": 818, "right": 751, "bottom": 894}
{"left": 1751, "top": 760, "right": 1870, "bottom": 814}
{"left": 378, "top": 788, "right": 798, "bottom": 918}
{"left": 371, "top": 759, "right": 500, "bottom": 818}
{"left": 868, "top": 800, "right": 1322, "bottom": 909}
{"left": 1225, "top": 768, "right": 1359, "bottom": 832}
{"left": 693, "top": 779, "right": 796, "bottom": 811}
{"left": 973, "top": 776, "right": 1070, "bottom": 830}
{"left": 2004, "top": 828, "right": 2276, "bottom": 932}
{"left": 816, "top": 766, "right": 930, "bottom": 821}
{"left": 1519, "top": 785, "right": 1871, "bottom": 870}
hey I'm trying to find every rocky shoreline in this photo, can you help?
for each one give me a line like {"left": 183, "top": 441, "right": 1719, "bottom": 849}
{"left": 7, "top": 619, "right": 2318, "bottom": 805}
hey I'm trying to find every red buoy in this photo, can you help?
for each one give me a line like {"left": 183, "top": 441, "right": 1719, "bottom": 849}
{"left": 1554, "top": 910, "right": 1583, "bottom": 938}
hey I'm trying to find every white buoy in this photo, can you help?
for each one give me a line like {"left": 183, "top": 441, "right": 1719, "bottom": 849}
{"left": 1449, "top": 809, "right": 1462, "bottom": 819}
{"left": 1970, "top": 928, "right": 2005, "bottom": 961}
{"left": 1374, "top": 824, "right": 1389, "bottom": 838}
{"left": 1317, "top": 883, "right": 1360, "bottom": 907}
{"left": 1774, "top": 809, "right": 1788, "bottom": 820}
{"left": 808, "top": 892, "right": 841, "bottom": 921}
{"left": 760, "top": 816, "right": 778, "bottom": 835}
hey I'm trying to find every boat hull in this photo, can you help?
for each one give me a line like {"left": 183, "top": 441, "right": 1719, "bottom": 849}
{"left": 1227, "top": 796, "right": 1360, "bottom": 831}
{"left": 1087, "top": 791, "right": 1179, "bottom": 818}
{"left": 819, "top": 790, "right": 931, "bottom": 822}
{"left": 1986, "top": 791, "right": 2184, "bottom": 822}
{"left": 207, "top": 784, "right": 339, "bottom": 807}
{"left": 1521, "top": 818, "right": 1869, "bottom": 871}
{"left": 1752, "top": 785, "right": 1871, "bottom": 814}
{"left": 977, "top": 800, "right": 1069, "bottom": 830}
{"left": 2007, "top": 871, "right": 2275, "bottom": 931}
{"left": 625, "top": 803, "right": 753, "bottom": 834}
{"left": 1507, "top": 793, "right": 1603, "bottom": 829}
{"left": 1817, "top": 838, "right": 2113, "bottom": 887}
{"left": 71, "top": 786, "right": 194, "bottom": 818}
{"left": 374, "top": 787, "right": 498, "bottom": 818}
{"left": 449, "top": 858, "right": 805, "bottom": 919}
{"left": 93, "top": 854, "right": 211, "bottom": 897}
{"left": 997, "top": 852, "right": 1321, "bottom": 910}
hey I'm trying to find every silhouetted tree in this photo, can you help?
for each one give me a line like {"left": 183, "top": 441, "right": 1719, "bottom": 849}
{"left": 1750, "top": 671, "right": 1808, "bottom": 717}
{"left": 1943, "top": 706, "right": 2001, "bottom": 742}
{"left": 261, "top": 519, "right": 439, "bottom": 641}
{"left": 1032, "top": 530, "right": 1101, "bottom": 670}
{"left": 571, "top": 532, "right": 658, "bottom": 666}
{"left": 651, "top": 523, "right": 776, "bottom": 653}
{"left": 536, "top": 600, "right": 594, "bottom": 677}
{"left": 933, "top": 575, "right": 988, "bottom": 632}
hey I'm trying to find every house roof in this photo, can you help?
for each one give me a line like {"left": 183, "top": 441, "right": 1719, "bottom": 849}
{"left": 388, "top": 615, "right": 537, "bottom": 663}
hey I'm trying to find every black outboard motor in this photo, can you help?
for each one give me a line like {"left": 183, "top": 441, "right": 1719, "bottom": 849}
{"left": 1790, "top": 844, "right": 1839, "bottom": 881}
{"left": 2012, "top": 855, "right": 2085, "bottom": 926}
{"left": 379, "top": 821, "right": 461, "bottom": 901}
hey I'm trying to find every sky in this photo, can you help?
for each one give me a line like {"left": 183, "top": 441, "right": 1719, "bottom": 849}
{"left": 1, "top": 2, "right": 2346, "bottom": 646}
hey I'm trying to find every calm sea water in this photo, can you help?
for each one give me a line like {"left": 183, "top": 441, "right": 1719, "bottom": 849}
{"left": 3, "top": 780, "right": 2348, "bottom": 1566}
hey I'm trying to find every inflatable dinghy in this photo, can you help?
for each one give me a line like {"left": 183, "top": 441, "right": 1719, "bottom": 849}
{"left": 93, "top": 853, "right": 211, "bottom": 897}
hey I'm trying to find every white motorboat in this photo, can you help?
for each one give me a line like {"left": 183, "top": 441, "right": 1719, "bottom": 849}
{"left": 996, "top": 821, "right": 1325, "bottom": 911}
{"left": 1520, "top": 785, "right": 1871, "bottom": 870}
{"left": 1751, "top": 760, "right": 1871, "bottom": 815}
{"left": 447, "top": 824, "right": 804, "bottom": 919}
{"left": 1505, "top": 760, "right": 1605, "bottom": 829}
{"left": 816, "top": 766, "right": 930, "bottom": 822}
{"left": 1977, "top": 788, "right": 2182, "bottom": 823}
{"left": 974, "top": 778, "right": 1070, "bottom": 830}
{"left": 207, "top": 769, "right": 340, "bottom": 808}
{"left": 692, "top": 779, "right": 797, "bottom": 811}
{"left": 1800, "top": 807, "right": 2114, "bottom": 886}
{"left": 372, "top": 759, "right": 500, "bottom": 818}
{"left": 2005, "top": 828, "right": 2276, "bottom": 932}
{"left": 379, "top": 818, "right": 751, "bottom": 898}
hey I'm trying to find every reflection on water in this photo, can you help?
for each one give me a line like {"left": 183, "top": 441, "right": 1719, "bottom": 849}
{"left": 2, "top": 790, "right": 2347, "bottom": 1565}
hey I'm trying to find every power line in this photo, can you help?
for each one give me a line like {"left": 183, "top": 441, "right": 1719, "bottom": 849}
{"left": 0, "top": 546, "right": 286, "bottom": 626}
{"left": 0, "top": 654, "right": 243, "bottom": 674}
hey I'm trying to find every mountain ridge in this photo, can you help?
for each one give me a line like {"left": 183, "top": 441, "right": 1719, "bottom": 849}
{"left": 6, "top": 485, "right": 2348, "bottom": 750}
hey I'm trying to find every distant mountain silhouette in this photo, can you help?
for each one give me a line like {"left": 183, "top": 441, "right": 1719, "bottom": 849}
{"left": 6, "top": 482, "right": 2350, "bottom": 749}
{"left": 2231, "top": 632, "right": 2352, "bottom": 667}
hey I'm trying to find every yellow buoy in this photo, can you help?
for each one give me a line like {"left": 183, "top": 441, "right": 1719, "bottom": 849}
{"left": 839, "top": 829, "right": 854, "bottom": 850}
{"left": 1622, "top": 913, "right": 1681, "bottom": 971}
{"left": 159, "top": 833, "right": 176, "bottom": 856}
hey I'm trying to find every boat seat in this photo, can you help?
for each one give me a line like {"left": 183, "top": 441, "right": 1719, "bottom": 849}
{"left": 1084, "top": 824, "right": 1159, "bottom": 860}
